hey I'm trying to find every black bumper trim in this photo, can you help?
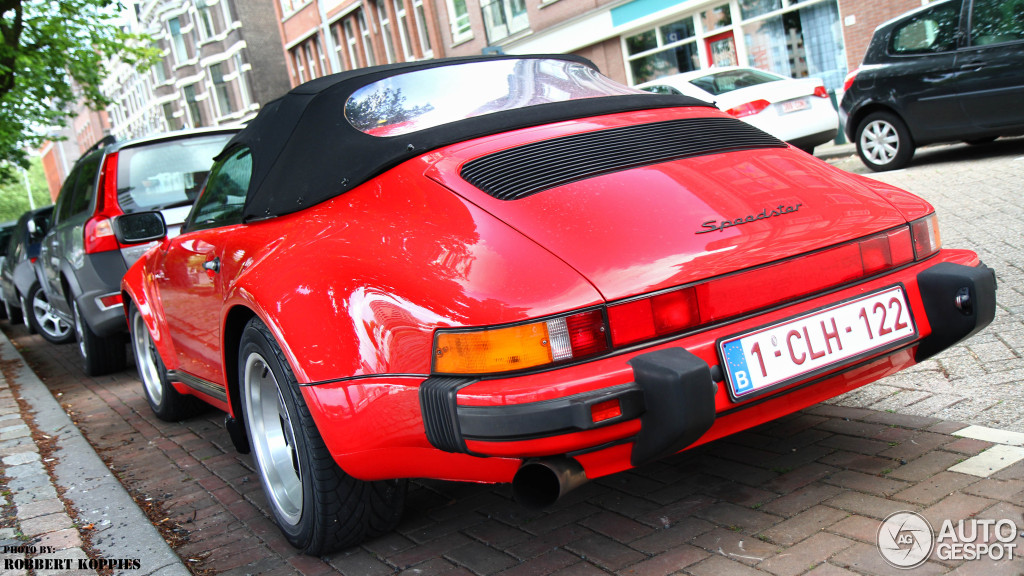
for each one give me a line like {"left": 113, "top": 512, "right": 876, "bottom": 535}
{"left": 420, "top": 348, "right": 717, "bottom": 466}
{"left": 915, "top": 262, "right": 996, "bottom": 362}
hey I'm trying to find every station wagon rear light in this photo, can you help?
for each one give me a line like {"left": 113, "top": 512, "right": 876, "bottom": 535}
{"left": 813, "top": 86, "right": 829, "bottom": 98}
{"left": 84, "top": 152, "right": 124, "bottom": 255}
{"left": 433, "top": 310, "right": 607, "bottom": 374}
{"left": 910, "top": 214, "right": 941, "bottom": 260}
{"left": 726, "top": 99, "right": 771, "bottom": 118}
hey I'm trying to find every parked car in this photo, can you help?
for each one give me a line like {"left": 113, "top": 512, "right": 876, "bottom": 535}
{"left": 841, "top": 0, "right": 1024, "bottom": 171}
{"left": 0, "top": 206, "right": 73, "bottom": 343}
{"left": 638, "top": 67, "right": 839, "bottom": 153}
{"left": 40, "top": 127, "right": 237, "bottom": 376}
{"left": 121, "top": 55, "right": 995, "bottom": 554}
{"left": 0, "top": 221, "right": 16, "bottom": 319}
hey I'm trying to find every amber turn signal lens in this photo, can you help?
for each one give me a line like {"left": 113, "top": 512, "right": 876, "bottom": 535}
{"left": 434, "top": 322, "right": 552, "bottom": 374}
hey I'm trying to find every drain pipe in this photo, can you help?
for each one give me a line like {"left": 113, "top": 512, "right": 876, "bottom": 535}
{"left": 512, "top": 457, "right": 589, "bottom": 509}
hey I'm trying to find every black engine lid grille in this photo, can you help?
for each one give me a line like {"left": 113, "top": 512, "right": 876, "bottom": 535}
{"left": 460, "top": 116, "right": 787, "bottom": 201}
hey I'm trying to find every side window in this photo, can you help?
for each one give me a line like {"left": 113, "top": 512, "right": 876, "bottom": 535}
{"left": 891, "top": 2, "right": 962, "bottom": 54}
{"left": 971, "top": 0, "right": 1024, "bottom": 46}
{"left": 185, "top": 147, "right": 252, "bottom": 233}
{"left": 54, "top": 154, "right": 101, "bottom": 225}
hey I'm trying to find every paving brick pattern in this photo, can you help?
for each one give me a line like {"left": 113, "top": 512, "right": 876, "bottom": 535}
{"left": 1, "top": 139, "right": 1022, "bottom": 575}
{"left": 825, "top": 139, "right": 1024, "bottom": 434}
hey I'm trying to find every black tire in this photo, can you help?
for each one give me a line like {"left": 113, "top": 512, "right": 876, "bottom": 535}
{"left": 129, "top": 302, "right": 199, "bottom": 421}
{"left": 4, "top": 297, "right": 22, "bottom": 325}
{"left": 855, "top": 111, "right": 915, "bottom": 172}
{"left": 24, "top": 285, "right": 73, "bottom": 344}
{"left": 72, "top": 299, "right": 127, "bottom": 376}
{"left": 239, "top": 318, "right": 405, "bottom": 554}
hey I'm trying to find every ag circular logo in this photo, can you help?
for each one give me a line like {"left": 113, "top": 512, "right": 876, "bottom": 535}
{"left": 878, "top": 511, "right": 934, "bottom": 569}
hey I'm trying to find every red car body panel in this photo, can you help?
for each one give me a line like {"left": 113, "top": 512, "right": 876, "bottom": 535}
{"left": 122, "top": 104, "right": 991, "bottom": 487}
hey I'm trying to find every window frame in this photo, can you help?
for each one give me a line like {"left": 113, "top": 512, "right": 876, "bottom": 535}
{"left": 183, "top": 146, "right": 253, "bottom": 233}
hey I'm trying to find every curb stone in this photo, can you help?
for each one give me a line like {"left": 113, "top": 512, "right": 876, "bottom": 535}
{"left": 0, "top": 334, "right": 190, "bottom": 576}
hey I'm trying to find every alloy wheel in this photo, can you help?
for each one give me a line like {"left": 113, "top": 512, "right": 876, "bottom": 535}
{"left": 131, "top": 312, "right": 163, "bottom": 406}
{"left": 244, "top": 352, "right": 303, "bottom": 526}
{"left": 31, "top": 290, "right": 71, "bottom": 340}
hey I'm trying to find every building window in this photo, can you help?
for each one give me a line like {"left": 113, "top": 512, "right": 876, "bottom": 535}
{"left": 413, "top": 0, "right": 433, "bottom": 57}
{"left": 210, "top": 62, "right": 235, "bottom": 116}
{"left": 183, "top": 84, "right": 204, "bottom": 127}
{"left": 233, "top": 53, "right": 252, "bottom": 108}
{"left": 304, "top": 42, "right": 318, "bottom": 78}
{"left": 169, "top": 17, "right": 190, "bottom": 63}
{"left": 163, "top": 103, "right": 180, "bottom": 130}
{"left": 198, "top": 1, "right": 218, "bottom": 37}
{"left": 292, "top": 49, "right": 306, "bottom": 83}
{"left": 446, "top": 0, "right": 471, "bottom": 43}
{"left": 152, "top": 57, "right": 168, "bottom": 84}
{"left": 359, "top": 11, "right": 377, "bottom": 66}
{"left": 481, "top": 0, "right": 528, "bottom": 43}
{"left": 625, "top": 16, "right": 699, "bottom": 84}
{"left": 342, "top": 20, "right": 359, "bottom": 68}
{"left": 376, "top": 1, "right": 397, "bottom": 63}
{"left": 742, "top": 0, "right": 846, "bottom": 91}
{"left": 392, "top": 0, "right": 414, "bottom": 60}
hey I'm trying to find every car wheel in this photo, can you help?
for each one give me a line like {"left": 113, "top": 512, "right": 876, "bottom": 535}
{"left": 239, "top": 317, "right": 405, "bottom": 554}
{"left": 856, "top": 112, "right": 914, "bottom": 172}
{"left": 129, "top": 303, "right": 198, "bottom": 421}
{"left": 72, "top": 299, "right": 127, "bottom": 376}
{"left": 25, "top": 285, "right": 73, "bottom": 344}
{"left": 4, "top": 297, "right": 22, "bottom": 325}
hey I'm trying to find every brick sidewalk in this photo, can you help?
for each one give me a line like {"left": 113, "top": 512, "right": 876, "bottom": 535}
{"left": 3, "top": 327, "right": 1023, "bottom": 576}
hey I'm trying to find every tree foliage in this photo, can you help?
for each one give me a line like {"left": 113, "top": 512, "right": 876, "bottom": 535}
{"left": 0, "top": 155, "right": 52, "bottom": 223}
{"left": 0, "top": 0, "right": 157, "bottom": 181}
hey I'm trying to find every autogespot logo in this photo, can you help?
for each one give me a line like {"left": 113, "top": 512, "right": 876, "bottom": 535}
{"left": 878, "top": 511, "right": 934, "bottom": 569}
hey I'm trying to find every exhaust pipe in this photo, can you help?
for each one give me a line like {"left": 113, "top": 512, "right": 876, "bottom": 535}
{"left": 512, "top": 457, "right": 588, "bottom": 509}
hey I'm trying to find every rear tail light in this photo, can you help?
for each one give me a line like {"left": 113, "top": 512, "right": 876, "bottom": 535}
{"left": 910, "top": 214, "right": 941, "bottom": 260}
{"left": 433, "top": 216, "right": 940, "bottom": 375}
{"left": 843, "top": 69, "right": 859, "bottom": 92}
{"left": 433, "top": 309, "right": 607, "bottom": 374}
{"left": 85, "top": 152, "right": 124, "bottom": 255}
{"left": 726, "top": 99, "right": 771, "bottom": 118}
{"left": 813, "top": 85, "right": 829, "bottom": 98}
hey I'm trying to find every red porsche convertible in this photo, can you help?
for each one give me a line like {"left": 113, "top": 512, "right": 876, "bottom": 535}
{"left": 118, "top": 55, "right": 995, "bottom": 554}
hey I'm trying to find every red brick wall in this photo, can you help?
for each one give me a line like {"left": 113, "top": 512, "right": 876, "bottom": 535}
{"left": 839, "top": 0, "right": 923, "bottom": 71}
{"left": 574, "top": 37, "right": 627, "bottom": 86}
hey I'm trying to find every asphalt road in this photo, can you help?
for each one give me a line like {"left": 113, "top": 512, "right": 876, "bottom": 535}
{"left": 3, "top": 137, "right": 1023, "bottom": 575}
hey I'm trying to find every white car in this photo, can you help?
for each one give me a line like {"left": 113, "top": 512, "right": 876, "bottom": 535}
{"left": 638, "top": 67, "right": 839, "bottom": 154}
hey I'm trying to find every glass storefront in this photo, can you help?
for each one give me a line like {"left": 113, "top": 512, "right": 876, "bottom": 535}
{"left": 623, "top": 0, "right": 846, "bottom": 91}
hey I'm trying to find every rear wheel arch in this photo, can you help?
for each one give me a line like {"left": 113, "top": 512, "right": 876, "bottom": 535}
{"left": 223, "top": 305, "right": 258, "bottom": 425}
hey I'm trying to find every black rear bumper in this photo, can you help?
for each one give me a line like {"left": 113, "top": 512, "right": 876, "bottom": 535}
{"left": 914, "top": 262, "right": 997, "bottom": 361}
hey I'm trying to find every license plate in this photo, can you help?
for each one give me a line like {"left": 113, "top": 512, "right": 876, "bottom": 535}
{"left": 780, "top": 98, "right": 809, "bottom": 114}
{"left": 719, "top": 286, "right": 917, "bottom": 400}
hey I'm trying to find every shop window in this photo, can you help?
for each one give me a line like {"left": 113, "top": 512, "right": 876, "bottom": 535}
{"left": 743, "top": 0, "right": 845, "bottom": 91}
{"left": 700, "top": 5, "right": 732, "bottom": 31}
{"left": 481, "top": 0, "right": 529, "bottom": 43}
{"left": 740, "top": 0, "right": 782, "bottom": 20}
{"left": 625, "top": 16, "right": 699, "bottom": 84}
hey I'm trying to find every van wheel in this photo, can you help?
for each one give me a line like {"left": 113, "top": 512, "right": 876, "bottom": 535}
{"left": 239, "top": 317, "right": 405, "bottom": 554}
{"left": 856, "top": 111, "right": 914, "bottom": 171}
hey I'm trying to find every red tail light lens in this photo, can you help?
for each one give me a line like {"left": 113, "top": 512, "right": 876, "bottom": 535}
{"left": 843, "top": 70, "right": 859, "bottom": 92}
{"left": 607, "top": 287, "right": 699, "bottom": 347}
{"left": 813, "top": 85, "right": 829, "bottom": 98}
{"left": 563, "top": 310, "right": 608, "bottom": 358}
{"left": 726, "top": 99, "right": 771, "bottom": 118}
{"left": 85, "top": 152, "right": 124, "bottom": 255}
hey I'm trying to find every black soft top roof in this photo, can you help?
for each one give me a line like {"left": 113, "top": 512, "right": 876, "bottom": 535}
{"left": 229, "top": 54, "right": 714, "bottom": 221}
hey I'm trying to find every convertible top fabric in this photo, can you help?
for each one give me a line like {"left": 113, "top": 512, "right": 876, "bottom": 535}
{"left": 226, "top": 54, "right": 716, "bottom": 221}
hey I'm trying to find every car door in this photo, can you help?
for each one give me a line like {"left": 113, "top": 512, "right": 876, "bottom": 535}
{"left": 40, "top": 153, "right": 101, "bottom": 316}
{"left": 155, "top": 146, "right": 252, "bottom": 389}
{"left": 879, "top": 0, "right": 969, "bottom": 142}
{"left": 955, "top": 0, "right": 1024, "bottom": 130}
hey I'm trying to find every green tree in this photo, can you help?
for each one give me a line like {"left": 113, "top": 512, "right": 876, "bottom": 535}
{"left": 0, "top": 155, "right": 52, "bottom": 222}
{"left": 0, "top": 0, "right": 158, "bottom": 182}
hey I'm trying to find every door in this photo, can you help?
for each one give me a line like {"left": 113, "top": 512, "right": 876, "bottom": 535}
{"left": 955, "top": 0, "right": 1024, "bottom": 130}
{"left": 156, "top": 146, "right": 252, "bottom": 388}
{"left": 878, "top": 0, "right": 968, "bottom": 142}
{"left": 705, "top": 31, "right": 738, "bottom": 67}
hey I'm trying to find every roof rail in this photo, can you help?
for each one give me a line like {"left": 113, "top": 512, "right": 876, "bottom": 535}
{"left": 82, "top": 134, "right": 117, "bottom": 156}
